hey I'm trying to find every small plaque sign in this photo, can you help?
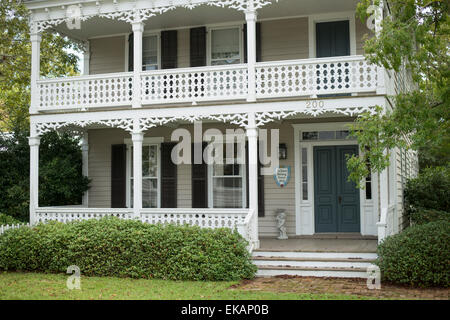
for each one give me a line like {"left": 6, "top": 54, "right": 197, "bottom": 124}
{"left": 274, "top": 166, "right": 291, "bottom": 188}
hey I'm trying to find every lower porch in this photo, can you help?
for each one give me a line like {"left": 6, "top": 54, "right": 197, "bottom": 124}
{"left": 29, "top": 112, "right": 397, "bottom": 251}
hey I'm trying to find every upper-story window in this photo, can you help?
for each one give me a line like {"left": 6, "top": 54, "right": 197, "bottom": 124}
{"left": 142, "top": 35, "right": 159, "bottom": 70}
{"left": 210, "top": 27, "right": 241, "bottom": 65}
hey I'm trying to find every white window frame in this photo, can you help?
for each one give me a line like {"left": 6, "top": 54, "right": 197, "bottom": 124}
{"left": 207, "top": 25, "right": 244, "bottom": 66}
{"left": 124, "top": 137, "right": 164, "bottom": 208}
{"left": 207, "top": 146, "right": 247, "bottom": 209}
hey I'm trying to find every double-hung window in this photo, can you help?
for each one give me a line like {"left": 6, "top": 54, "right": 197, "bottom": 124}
{"left": 129, "top": 143, "right": 160, "bottom": 208}
{"left": 142, "top": 35, "right": 159, "bottom": 71}
{"left": 210, "top": 27, "right": 241, "bottom": 65}
{"left": 210, "top": 144, "right": 246, "bottom": 208}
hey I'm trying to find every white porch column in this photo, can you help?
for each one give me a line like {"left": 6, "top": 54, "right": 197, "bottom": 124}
{"left": 83, "top": 41, "right": 90, "bottom": 75}
{"left": 29, "top": 124, "right": 40, "bottom": 225}
{"left": 81, "top": 132, "right": 89, "bottom": 207}
{"left": 246, "top": 113, "right": 259, "bottom": 248}
{"left": 132, "top": 22, "right": 144, "bottom": 108}
{"left": 30, "top": 31, "right": 42, "bottom": 114}
{"left": 245, "top": 7, "right": 257, "bottom": 102}
{"left": 132, "top": 131, "right": 144, "bottom": 218}
{"left": 375, "top": 1, "right": 386, "bottom": 95}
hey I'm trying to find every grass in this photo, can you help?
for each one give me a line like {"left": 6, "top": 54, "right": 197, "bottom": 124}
{"left": 0, "top": 272, "right": 376, "bottom": 300}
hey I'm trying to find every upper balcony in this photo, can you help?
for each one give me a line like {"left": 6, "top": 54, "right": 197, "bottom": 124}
{"left": 26, "top": 0, "right": 392, "bottom": 114}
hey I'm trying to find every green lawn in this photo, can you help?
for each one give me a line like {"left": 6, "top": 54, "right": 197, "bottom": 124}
{"left": 0, "top": 272, "right": 375, "bottom": 300}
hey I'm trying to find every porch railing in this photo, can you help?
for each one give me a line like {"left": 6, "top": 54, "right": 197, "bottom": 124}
{"left": 37, "top": 72, "right": 134, "bottom": 111}
{"left": 140, "top": 64, "right": 248, "bottom": 104}
{"left": 34, "top": 56, "right": 379, "bottom": 111}
{"left": 377, "top": 204, "right": 397, "bottom": 244}
{"left": 255, "top": 56, "right": 378, "bottom": 98}
{"left": 34, "top": 207, "right": 256, "bottom": 248}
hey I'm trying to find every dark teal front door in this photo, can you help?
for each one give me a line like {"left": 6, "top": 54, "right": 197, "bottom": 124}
{"left": 314, "top": 145, "right": 360, "bottom": 233}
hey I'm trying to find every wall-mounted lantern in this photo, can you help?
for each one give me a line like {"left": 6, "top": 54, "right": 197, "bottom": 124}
{"left": 279, "top": 143, "right": 287, "bottom": 160}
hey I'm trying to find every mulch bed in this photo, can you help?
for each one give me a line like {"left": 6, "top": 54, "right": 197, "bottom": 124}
{"left": 233, "top": 276, "right": 449, "bottom": 300}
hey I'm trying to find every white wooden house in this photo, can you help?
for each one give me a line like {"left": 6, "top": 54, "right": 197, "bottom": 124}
{"left": 24, "top": 0, "right": 418, "bottom": 277}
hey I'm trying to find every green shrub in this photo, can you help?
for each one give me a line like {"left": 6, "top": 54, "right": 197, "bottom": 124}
{"left": 0, "top": 213, "right": 21, "bottom": 226}
{"left": 0, "top": 218, "right": 257, "bottom": 281}
{"left": 376, "top": 221, "right": 450, "bottom": 287}
{"left": 405, "top": 166, "right": 450, "bottom": 214}
{"left": 410, "top": 208, "right": 450, "bottom": 225}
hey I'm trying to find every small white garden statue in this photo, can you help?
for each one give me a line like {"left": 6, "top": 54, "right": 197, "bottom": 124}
{"left": 276, "top": 209, "right": 288, "bottom": 240}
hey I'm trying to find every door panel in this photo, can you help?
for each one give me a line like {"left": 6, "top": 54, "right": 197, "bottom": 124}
{"left": 314, "top": 147, "right": 337, "bottom": 232}
{"left": 336, "top": 145, "right": 360, "bottom": 232}
{"left": 314, "top": 145, "right": 360, "bottom": 233}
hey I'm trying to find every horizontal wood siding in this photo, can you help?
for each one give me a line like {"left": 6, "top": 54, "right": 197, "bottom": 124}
{"left": 260, "top": 17, "right": 309, "bottom": 62}
{"left": 355, "top": 17, "right": 371, "bottom": 55}
{"left": 89, "top": 36, "right": 125, "bottom": 74}
{"left": 87, "top": 17, "right": 372, "bottom": 74}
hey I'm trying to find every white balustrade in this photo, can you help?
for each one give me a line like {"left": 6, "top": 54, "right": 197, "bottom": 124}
{"left": 140, "top": 208, "right": 249, "bottom": 229}
{"left": 35, "top": 207, "right": 134, "bottom": 223}
{"left": 255, "top": 56, "right": 378, "bottom": 98}
{"left": 34, "top": 56, "right": 380, "bottom": 112}
{"left": 32, "top": 207, "right": 254, "bottom": 245}
{"left": 377, "top": 205, "right": 397, "bottom": 244}
{"left": 37, "top": 72, "right": 133, "bottom": 110}
{"left": 140, "top": 64, "right": 248, "bottom": 104}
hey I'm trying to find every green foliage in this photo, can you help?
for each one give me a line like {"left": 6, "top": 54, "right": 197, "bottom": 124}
{"left": 348, "top": 0, "right": 449, "bottom": 183}
{"left": 0, "top": 213, "right": 21, "bottom": 226}
{"left": 0, "top": 131, "right": 90, "bottom": 221}
{"left": 0, "top": 218, "right": 257, "bottom": 281}
{"left": 376, "top": 221, "right": 450, "bottom": 287}
{"left": 410, "top": 209, "right": 449, "bottom": 225}
{"left": 404, "top": 166, "right": 450, "bottom": 224}
{"left": 0, "top": 0, "right": 81, "bottom": 132}
{"left": 405, "top": 166, "right": 450, "bottom": 213}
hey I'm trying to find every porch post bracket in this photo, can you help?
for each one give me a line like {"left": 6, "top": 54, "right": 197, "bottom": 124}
{"left": 34, "top": 119, "right": 134, "bottom": 136}
{"left": 27, "top": 1, "right": 280, "bottom": 34}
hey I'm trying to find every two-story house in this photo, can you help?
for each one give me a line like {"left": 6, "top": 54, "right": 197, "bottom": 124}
{"left": 24, "top": 0, "right": 418, "bottom": 277}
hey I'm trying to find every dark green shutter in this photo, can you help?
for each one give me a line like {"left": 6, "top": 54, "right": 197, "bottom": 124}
{"left": 111, "top": 144, "right": 127, "bottom": 208}
{"left": 243, "top": 22, "right": 262, "bottom": 63}
{"left": 161, "top": 143, "right": 177, "bottom": 208}
{"left": 190, "top": 27, "right": 207, "bottom": 67}
{"left": 192, "top": 143, "right": 208, "bottom": 208}
{"left": 161, "top": 30, "right": 178, "bottom": 69}
{"left": 316, "top": 21, "right": 350, "bottom": 58}
{"left": 128, "top": 33, "right": 134, "bottom": 71}
{"left": 246, "top": 142, "right": 265, "bottom": 217}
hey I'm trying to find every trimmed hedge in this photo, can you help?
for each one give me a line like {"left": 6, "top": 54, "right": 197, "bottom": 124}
{"left": 410, "top": 209, "right": 450, "bottom": 225}
{"left": 376, "top": 221, "right": 450, "bottom": 287}
{"left": 0, "top": 218, "right": 257, "bottom": 281}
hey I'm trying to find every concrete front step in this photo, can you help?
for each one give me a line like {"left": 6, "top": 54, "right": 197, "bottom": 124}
{"left": 252, "top": 251, "right": 377, "bottom": 278}
{"left": 253, "top": 251, "right": 377, "bottom": 260}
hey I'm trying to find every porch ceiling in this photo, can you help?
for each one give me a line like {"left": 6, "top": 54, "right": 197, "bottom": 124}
{"left": 41, "top": 0, "right": 359, "bottom": 40}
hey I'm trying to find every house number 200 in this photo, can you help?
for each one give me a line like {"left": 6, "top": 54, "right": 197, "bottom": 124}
{"left": 306, "top": 100, "right": 325, "bottom": 108}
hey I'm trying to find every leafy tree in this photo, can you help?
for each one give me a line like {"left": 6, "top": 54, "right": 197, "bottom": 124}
{"left": 348, "top": 0, "right": 449, "bottom": 185}
{"left": 0, "top": 0, "right": 80, "bottom": 132}
{"left": 0, "top": 1, "right": 89, "bottom": 221}
{"left": 0, "top": 131, "right": 90, "bottom": 222}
